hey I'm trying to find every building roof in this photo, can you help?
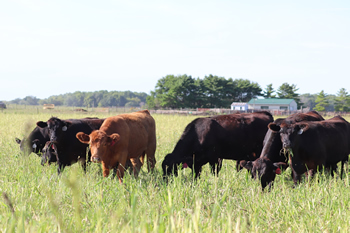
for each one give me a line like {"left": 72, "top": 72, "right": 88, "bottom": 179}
{"left": 247, "top": 98, "right": 295, "bottom": 105}
{"left": 230, "top": 102, "right": 248, "bottom": 106}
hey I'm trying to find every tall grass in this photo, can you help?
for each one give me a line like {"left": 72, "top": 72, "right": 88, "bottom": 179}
{"left": 1, "top": 110, "right": 350, "bottom": 232}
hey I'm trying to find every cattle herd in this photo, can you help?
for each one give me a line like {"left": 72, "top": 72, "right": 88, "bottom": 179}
{"left": 15, "top": 109, "right": 350, "bottom": 190}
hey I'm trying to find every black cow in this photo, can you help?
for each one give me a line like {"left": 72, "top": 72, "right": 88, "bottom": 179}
{"left": 240, "top": 111, "right": 325, "bottom": 190}
{"left": 269, "top": 115, "right": 350, "bottom": 186}
{"left": 162, "top": 111, "right": 274, "bottom": 178}
{"left": 15, "top": 126, "right": 50, "bottom": 156}
{"left": 36, "top": 117, "right": 105, "bottom": 174}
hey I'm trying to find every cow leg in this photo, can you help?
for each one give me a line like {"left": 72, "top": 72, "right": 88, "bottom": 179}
{"left": 115, "top": 156, "right": 128, "bottom": 184}
{"left": 290, "top": 156, "right": 307, "bottom": 186}
{"left": 57, "top": 163, "right": 66, "bottom": 175}
{"left": 209, "top": 162, "right": 216, "bottom": 175}
{"left": 236, "top": 160, "right": 243, "bottom": 172}
{"left": 193, "top": 163, "right": 203, "bottom": 179}
{"left": 116, "top": 164, "right": 125, "bottom": 184}
{"left": 209, "top": 158, "right": 222, "bottom": 176}
{"left": 341, "top": 157, "right": 348, "bottom": 179}
{"left": 291, "top": 165, "right": 305, "bottom": 186}
{"left": 125, "top": 159, "right": 133, "bottom": 175}
{"left": 130, "top": 157, "right": 142, "bottom": 178}
{"left": 111, "top": 162, "right": 121, "bottom": 179}
{"left": 328, "top": 163, "right": 337, "bottom": 178}
{"left": 102, "top": 162, "right": 111, "bottom": 177}
{"left": 145, "top": 148, "right": 156, "bottom": 172}
{"left": 306, "top": 169, "right": 316, "bottom": 182}
{"left": 292, "top": 170, "right": 302, "bottom": 186}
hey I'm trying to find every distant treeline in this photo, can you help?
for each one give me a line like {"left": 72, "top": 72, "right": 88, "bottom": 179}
{"left": 147, "top": 74, "right": 305, "bottom": 109}
{"left": 147, "top": 75, "right": 350, "bottom": 111}
{"left": 8, "top": 90, "right": 148, "bottom": 108}
{"left": 5, "top": 74, "right": 350, "bottom": 111}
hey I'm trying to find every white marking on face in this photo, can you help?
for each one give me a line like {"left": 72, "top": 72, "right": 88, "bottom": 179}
{"left": 32, "top": 143, "right": 37, "bottom": 149}
{"left": 62, "top": 126, "right": 67, "bottom": 131}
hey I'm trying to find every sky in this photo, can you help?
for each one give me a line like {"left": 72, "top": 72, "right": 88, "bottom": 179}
{"left": 1, "top": 0, "right": 349, "bottom": 101}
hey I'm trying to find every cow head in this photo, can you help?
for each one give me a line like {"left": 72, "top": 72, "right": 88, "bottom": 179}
{"left": 240, "top": 158, "right": 288, "bottom": 190}
{"left": 162, "top": 153, "right": 192, "bottom": 177}
{"left": 37, "top": 117, "right": 72, "bottom": 143}
{"left": 76, "top": 130, "right": 120, "bottom": 163}
{"left": 15, "top": 137, "right": 43, "bottom": 156}
{"left": 41, "top": 141, "right": 58, "bottom": 165}
{"left": 162, "top": 153, "right": 179, "bottom": 177}
{"left": 269, "top": 122, "right": 309, "bottom": 150}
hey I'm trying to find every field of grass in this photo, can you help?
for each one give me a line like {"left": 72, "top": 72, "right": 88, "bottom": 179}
{"left": 1, "top": 108, "right": 350, "bottom": 232}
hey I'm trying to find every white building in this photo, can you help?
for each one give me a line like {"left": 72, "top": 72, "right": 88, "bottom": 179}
{"left": 230, "top": 102, "right": 248, "bottom": 111}
{"left": 247, "top": 99, "right": 297, "bottom": 111}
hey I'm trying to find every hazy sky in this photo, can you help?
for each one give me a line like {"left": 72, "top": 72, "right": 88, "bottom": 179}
{"left": 1, "top": 0, "right": 349, "bottom": 101}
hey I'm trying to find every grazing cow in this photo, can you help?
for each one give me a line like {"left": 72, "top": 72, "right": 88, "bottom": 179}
{"left": 240, "top": 111, "right": 325, "bottom": 190}
{"left": 162, "top": 111, "right": 274, "bottom": 178}
{"left": 76, "top": 110, "right": 157, "bottom": 183}
{"left": 268, "top": 115, "right": 350, "bottom": 186}
{"left": 36, "top": 117, "right": 105, "bottom": 174}
{"left": 15, "top": 126, "right": 50, "bottom": 156}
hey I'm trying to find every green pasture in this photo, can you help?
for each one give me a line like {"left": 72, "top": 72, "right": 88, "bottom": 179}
{"left": 1, "top": 108, "right": 350, "bottom": 232}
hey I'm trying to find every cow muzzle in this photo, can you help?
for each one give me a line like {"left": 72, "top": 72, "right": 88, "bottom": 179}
{"left": 50, "top": 138, "right": 58, "bottom": 144}
{"left": 91, "top": 156, "right": 101, "bottom": 163}
{"left": 282, "top": 142, "right": 291, "bottom": 149}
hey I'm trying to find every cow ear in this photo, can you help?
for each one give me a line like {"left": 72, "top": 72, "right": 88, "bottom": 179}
{"left": 268, "top": 123, "right": 280, "bottom": 132}
{"left": 272, "top": 162, "right": 288, "bottom": 175}
{"left": 240, "top": 160, "right": 253, "bottom": 171}
{"left": 15, "top": 138, "right": 21, "bottom": 144}
{"left": 37, "top": 121, "right": 48, "bottom": 128}
{"left": 109, "top": 133, "right": 120, "bottom": 146}
{"left": 76, "top": 132, "right": 90, "bottom": 144}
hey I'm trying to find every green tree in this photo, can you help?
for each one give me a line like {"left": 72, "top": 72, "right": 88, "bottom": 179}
{"left": 44, "top": 95, "right": 64, "bottom": 106}
{"left": 84, "top": 93, "right": 96, "bottom": 108}
{"left": 334, "top": 88, "right": 350, "bottom": 112}
{"left": 191, "top": 78, "right": 206, "bottom": 107}
{"left": 151, "top": 74, "right": 198, "bottom": 109}
{"left": 115, "top": 95, "right": 127, "bottom": 107}
{"left": 202, "top": 75, "right": 234, "bottom": 108}
{"left": 277, "top": 83, "right": 301, "bottom": 108}
{"left": 233, "top": 79, "right": 262, "bottom": 102}
{"left": 263, "top": 84, "right": 276, "bottom": 98}
{"left": 147, "top": 75, "right": 264, "bottom": 109}
{"left": 146, "top": 91, "right": 159, "bottom": 109}
{"left": 313, "top": 90, "right": 329, "bottom": 112}
{"left": 300, "top": 93, "right": 317, "bottom": 110}
{"left": 20, "top": 96, "right": 40, "bottom": 105}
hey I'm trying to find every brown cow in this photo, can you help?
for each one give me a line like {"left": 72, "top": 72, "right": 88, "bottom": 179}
{"left": 76, "top": 110, "right": 156, "bottom": 183}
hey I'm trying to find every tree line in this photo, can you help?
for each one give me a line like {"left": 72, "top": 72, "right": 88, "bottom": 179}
{"left": 302, "top": 88, "right": 350, "bottom": 112}
{"left": 147, "top": 74, "right": 350, "bottom": 111}
{"left": 146, "top": 74, "right": 302, "bottom": 109}
{"left": 6, "top": 74, "right": 350, "bottom": 112}
{"left": 8, "top": 90, "right": 147, "bottom": 108}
